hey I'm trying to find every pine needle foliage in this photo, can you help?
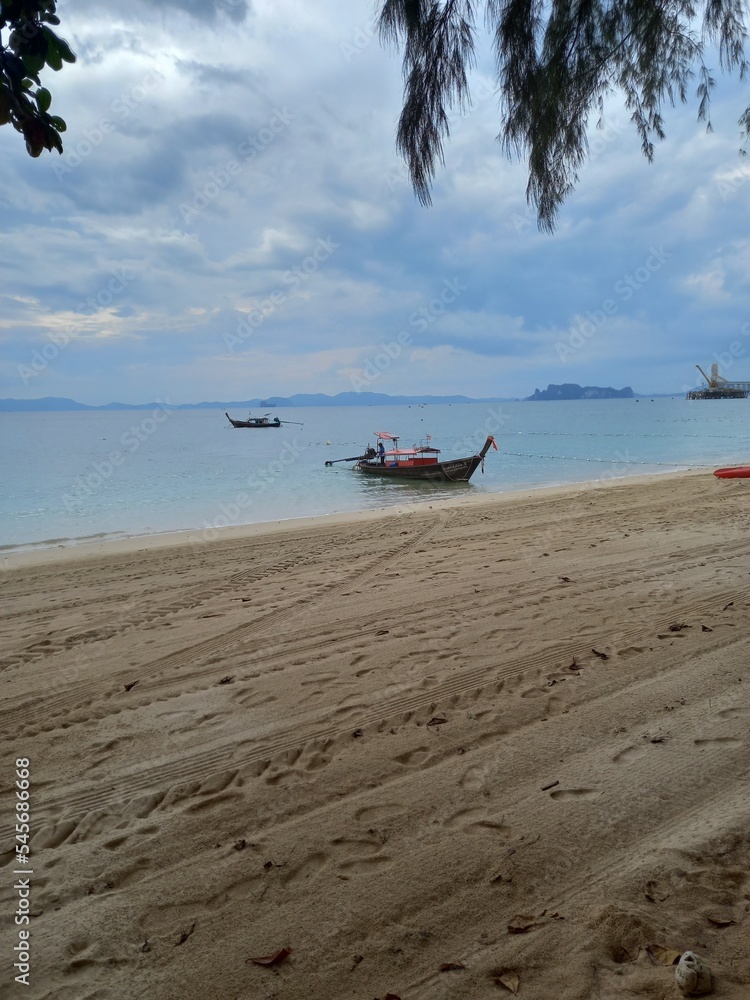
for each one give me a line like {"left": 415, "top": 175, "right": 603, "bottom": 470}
{"left": 378, "top": 0, "right": 749, "bottom": 231}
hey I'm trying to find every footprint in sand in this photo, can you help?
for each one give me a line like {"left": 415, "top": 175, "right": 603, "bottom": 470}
{"left": 443, "top": 807, "right": 512, "bottom": 836}
{"left": 330, "top": 837, "right": 383, "bottom": 859}
{"left": 265, "top": 768, "right": 309, "bottom": 787}
{"left": 329, "top": 837, "right": 392, "bottom": 875}
{"left": 354, "top": 804, "right": 404, "bottom": 823}
{"left": 65, "top": 937, "right": 99, "bottom": 973}
{"left": 618, "top": 645, "right": 647, "bottom": 660}
{"left": 717, "top": 707, "right": 750, "bottom": 720}
{"left": 520, "top": 686, "right": 547, "bottom": 699}
{"left": 395, "top": 747, "right": 435, "bottom": 768}
{"left": 460, "top": 765, "right": 490, "bottom": 793}
{"left": 304, "top": 749, "right": 333, "bottom": 772}
{"left": 32, "top": 819, "right": 78, "bottom": 850}
{"left": 694, "top": 737, "right": 743, "bottom": 748}
{"left": 300, "top": 673, "right": 338, "bottom": 687}
{"left": 612, "top": 745, "right": 648, "bottom": 765}
{"left": 283, "top": 852, "right": 329, "bottom": 884}
{"left": 337, "top": 855, "right": 393, "bottom": 874}
{"left": 549, "top": 788, "right": 601, "bottom": 801}
{"left": 102, "top": 824, "right": 159, "bottom": 853}
{"left": 235, "top": 689, "right": 277, "bottom": 709}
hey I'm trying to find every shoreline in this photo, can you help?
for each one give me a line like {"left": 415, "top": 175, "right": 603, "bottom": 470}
{"left": 0, "top": 465, "right": 710, "bottom": 569}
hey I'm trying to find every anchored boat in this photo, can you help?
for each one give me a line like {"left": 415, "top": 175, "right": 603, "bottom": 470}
{"left": 225, "top": 412, "right": 303, "bottom": 428}
{"left": 326, "top": 432, "right": 498, "bottom": 482}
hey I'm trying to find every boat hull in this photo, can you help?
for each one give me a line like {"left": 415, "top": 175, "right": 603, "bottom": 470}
{"left": 225, "top": 412, "right": 281, "bottom": 428}
{"left": 713, "top": 466, "right": 750, "bottom": 479}
{"left": 356, "top": 455, "right": 482, "bottom": 482}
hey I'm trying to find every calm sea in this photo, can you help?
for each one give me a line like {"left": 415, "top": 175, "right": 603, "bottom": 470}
{"left": 1, "top": 399, "right": 748, "bottom": 551}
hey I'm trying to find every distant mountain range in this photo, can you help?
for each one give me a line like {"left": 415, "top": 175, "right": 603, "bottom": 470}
{"left": 0, "top": 387, "right": 683, "bottom": 412}
{"left": 0, "top": 392, "right": 518, "bottom": 412}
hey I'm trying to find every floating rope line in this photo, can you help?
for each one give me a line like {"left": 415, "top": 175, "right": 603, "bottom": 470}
{"left": 519, "top": 431, "right": 748, "bottom": 440}
{"left": 502, "top": 451, "right": 700, "bottom": 468}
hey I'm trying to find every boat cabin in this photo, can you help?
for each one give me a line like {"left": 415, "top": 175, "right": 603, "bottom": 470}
{"left": 380, "top": 446, "right": 441, "bottom": 468}
{"left": 372, "top": 432, "right": 441, "bottom": 468}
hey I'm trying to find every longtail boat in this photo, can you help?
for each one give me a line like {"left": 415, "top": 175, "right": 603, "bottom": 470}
{"left": 326, "top": 432, "right": 498, "bottom": 482}
{"left": 225, "top": 412, "right": 303, "bottom": 428}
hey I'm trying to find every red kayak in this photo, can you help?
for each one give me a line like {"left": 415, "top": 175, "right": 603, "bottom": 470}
{"left": 713, "top": 466, "right": 750, "bottom": 479}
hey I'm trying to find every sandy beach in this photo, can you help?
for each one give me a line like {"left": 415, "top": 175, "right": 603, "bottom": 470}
{"left": 1, "top": 469, "right": 748, "bottom": 1000}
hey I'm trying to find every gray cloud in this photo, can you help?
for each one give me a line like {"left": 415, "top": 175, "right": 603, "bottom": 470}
{"left": 2, "top": 2, "right": 749, "bottom": 403}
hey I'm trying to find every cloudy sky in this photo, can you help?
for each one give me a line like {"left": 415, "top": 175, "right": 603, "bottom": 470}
{"left": 1, "top": 0, "right": 749, "bottom": 404}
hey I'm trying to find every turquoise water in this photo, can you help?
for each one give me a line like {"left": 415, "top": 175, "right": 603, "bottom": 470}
{"left": 1, "top": 398, "right": 748, "bottom": 549}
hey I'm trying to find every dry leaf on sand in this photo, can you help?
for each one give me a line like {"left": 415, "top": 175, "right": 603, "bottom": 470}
{"left": 707, "top": 910, "right": 737, "bottom": 927}
{"left": 508, "top": 915, "right": 537, "bottom": 933}
{"left": 494, "top": 969, "right": 520, "bottom": 993}
{"left": 440, "top": 962, "right": 465, "bottom": 971}
{"left": 249, "top": 947, "right": 291, "bottom": 966}
{"left": 646, "top": 944, "right": 682, "bottom": 966}
{"left": 175, "top": 923, "right": 195, "bottom": 946}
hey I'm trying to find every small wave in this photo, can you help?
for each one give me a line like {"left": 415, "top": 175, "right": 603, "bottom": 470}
{"left": 0, "top": 530, "right": 128, "bottom": 553}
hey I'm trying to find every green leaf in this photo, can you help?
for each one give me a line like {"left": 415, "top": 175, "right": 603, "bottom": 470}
{"left": 46, "top": 48, "right": 63, "bottom": 71}
{"left": 36, "top": 87, "right": 51, "bottom": 113}
{"left": 49, "top": 114, "right": 66, "bottom": 132}
{"left": 41, "top": 26, "right": 62, "bottom": 69}
{"left": 41, "top": 123, "right": 62, "bottom": 152}
{"left": 56, "top": 37, "right": 76, "bottom": 64}
{"left": 22, "top": 53, "right": 44, "bottom": 77}
{"left": 41, "top": 25, "right": 76, "bottom": 68}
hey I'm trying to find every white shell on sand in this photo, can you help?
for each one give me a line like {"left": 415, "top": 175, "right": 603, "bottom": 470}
{"left": 675, "top": 952, "right": 713, "bottom": 995}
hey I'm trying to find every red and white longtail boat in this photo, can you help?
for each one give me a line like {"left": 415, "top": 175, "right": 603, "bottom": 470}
{"left": 326, "top": 432, "right": 498, "bottom": 482}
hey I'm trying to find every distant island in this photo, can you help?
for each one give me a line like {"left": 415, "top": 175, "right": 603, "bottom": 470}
{"left": 525, "top": 383, "right": 635, "bottom": 401}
